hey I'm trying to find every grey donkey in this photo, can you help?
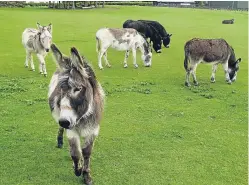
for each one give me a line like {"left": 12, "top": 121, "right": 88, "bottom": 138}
{"left": 22, "top": 23, "right": 52, "bottom": 76}
{"left": 48, "top": 43, "right": 105, "bottom": 185}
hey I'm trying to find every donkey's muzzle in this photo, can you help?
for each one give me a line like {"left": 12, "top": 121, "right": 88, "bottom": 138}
{"left": 59, "top": 119, "right": 70, "bottom": 129}
{"left": 45, "top": 49, "right": 50, "bottom": 52}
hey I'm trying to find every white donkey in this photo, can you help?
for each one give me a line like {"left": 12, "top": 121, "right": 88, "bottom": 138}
{"left": 96, "top": 28, "right": 152, "bottom": 69}
{"left": 22, "top": 23, "right": 52, "bottom": 76}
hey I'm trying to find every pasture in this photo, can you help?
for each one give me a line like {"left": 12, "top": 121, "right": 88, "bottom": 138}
{"left": 0, "top": 6, "right": 248, "bottom": 185}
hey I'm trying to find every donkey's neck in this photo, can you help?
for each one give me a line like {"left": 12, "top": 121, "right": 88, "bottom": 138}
{"left": 139, "top": 41, "right": 149, "bottom": 55}
{"left": 34, "top": 32, "right": 44, "bottom": 51}
{"left": 137, "top": 40, "right": 146, "bottom": 55}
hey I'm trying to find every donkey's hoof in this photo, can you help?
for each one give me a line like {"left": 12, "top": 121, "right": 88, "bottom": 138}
{"left": 40, "top": 72, "right": 44, "bottom": 75}
{"left": 99, "top": 67, "right": 103, "bottom": 70}
{"left": 25, "top": 65, "right": 29, "bottom": 68}
{"left": 227, "top": 81, "right": 232, "bottom": 85}
{"left": 44, "top": 74, "right": 47, "bottom": 77}
{"left": 124, "top": 64, "right": 128, "bottom": 68}
{"left": 193, "top": 81, "right": 199, "bottom": 86}
{"left": 106, "top": 64, "right": 111, "bottom": 68}
{"left": 185, "top": 82, "right": 191, "bottom": 87}
{"left": 134, "top": 64, "right": 138, "bottom": 68}
{"left": 83, "top": 174, "right": 93, "bottom": 185}
{"left": 74, "top": 169, "right": 82, "bottom": 177}
{"left": 57, "top": 143, "right": 63, "bottom": 148}
{"left": 84, "top": 179, "right": 93, "bottom": 185}
{"left": 211, "top": 77, "right": 216, "bottom": 83}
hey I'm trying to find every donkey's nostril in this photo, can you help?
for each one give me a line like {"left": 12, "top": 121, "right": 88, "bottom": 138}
{"left": 46, "top": 49, "right": 49, "bottom": 52}
{"left": 59, "top": 119, "right": 70, "bottom": 129}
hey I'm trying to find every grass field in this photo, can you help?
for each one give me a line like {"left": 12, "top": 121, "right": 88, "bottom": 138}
{"left": 0, "top": 6, "right": 248, "bottom": 185}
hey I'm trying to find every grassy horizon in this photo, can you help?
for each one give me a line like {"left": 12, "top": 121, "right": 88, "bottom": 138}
{"left": 0, "top": 6, "right": 248, "bottom": 185}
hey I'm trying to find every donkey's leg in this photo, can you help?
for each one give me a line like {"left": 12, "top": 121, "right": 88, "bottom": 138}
{"left": 29, "top": 54, "right": 35, "bottom": 71}
{"left": 185, "top": 63, "right": 192, "bottom": 87}
{"left": 57, "top": 127, "right": 64, "bottom": 148}
{"left": 185, "top": 62, "right": 197, "bottom": 87}
{"left": 132, "top": 48, "right": 138, "bottom": 68}
{"left": 123, "top": 50, "right": 130, "bottom": 68}
{"left": 41, "top": 54, "right": 48, "bottom": 77}
{"left": 211, "top": 64, "right": 218, "bottom": 83}
{"left": 190, "top": 63, "right": 198, "bottom": 86}
{"left": 24, "top": 51, "right": 29, "bottom": 68}
{"left": 82, "top": 136, "right": 95, "bottom": 185}
{"left": 98, "top": 50, "right": 104, "bottom": 70}
{"left": 37, "top": 54, "right": 44, "bottom": 75}
{"left": 67, "top": 130, "right": 83, "bottom": 177}
{"left": 103, "top": 51, "right": 111, "bottom": 68}
{"left": 37, "top": 54, "right": 47, "bottom": 77}
{"left": 25, "top": 51, "right": 33, "bottom": 69}
{"left": 42, "top": 57, "right": 48, "bottom": 77}
{"left": 222, "top": 62, "right": 231, "bottom": 84}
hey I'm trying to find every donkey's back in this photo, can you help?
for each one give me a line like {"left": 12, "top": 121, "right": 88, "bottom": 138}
{"left": 22, "top": 28, "right": 38, "bottom": 51}
{"left": 184, "top": 38, "right": 231, "bottom": 64}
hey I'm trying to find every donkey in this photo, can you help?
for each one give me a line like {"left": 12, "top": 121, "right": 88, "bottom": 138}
{"left": 222, "top": 19, "right": 235, "bottom": 24}
{"left": 22, "top": 23, "right": 52, "bottom": 76}
{"left": 138, "top": 20, "right": 172, "bottom": 48}
{"left": 96, "top": 28, "right": 152, "bottom": 69}
{"left": 48, "top": 44, "right": 105, "bottom": 185}
{"left": 184, "top": 38, "right": 242, "bottom": 87}
{"left": 123, "top": 20, "right": 162, "bottom": 53}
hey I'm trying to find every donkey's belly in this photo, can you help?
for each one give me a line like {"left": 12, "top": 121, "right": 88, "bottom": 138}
{"left": 111, "top": 41, "right": 130, "bottom": 51}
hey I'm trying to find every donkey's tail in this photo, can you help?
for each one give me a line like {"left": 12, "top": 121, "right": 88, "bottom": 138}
{"left": 184, "top": 51, "right": 190, "bottom": 72}
{"left": 96, "top": 37, "right": 101, "bottom": 53}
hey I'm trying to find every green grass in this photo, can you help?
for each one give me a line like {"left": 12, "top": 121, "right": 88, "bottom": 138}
{"left": 0, "top": 6, "right": 247, "bottom": 185}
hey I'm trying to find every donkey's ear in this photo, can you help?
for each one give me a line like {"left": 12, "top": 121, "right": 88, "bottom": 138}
{"left": 70, "top": 47, "right": 85, "bottom": 72}
{"left": 236, "top": 58, "right": 242, "bottom": 63}
{"left": 51, "top": 44, "right": 70, "bottom": 70}
{"left": 37, "top": 22, "right": 43, "bottom": 32}
{"left": 168, "top": 34, "right": 172, "bottom": 37}
{"left": 48, "top": 23, "right": 52, "bottom": 34}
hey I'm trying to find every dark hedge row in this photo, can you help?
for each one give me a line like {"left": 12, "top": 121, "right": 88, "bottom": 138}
{"left": 105, "top": 1, "right": 153, "bottom": 6}
{"left": 0, "top": 1, "right": 26, "bottom": 8}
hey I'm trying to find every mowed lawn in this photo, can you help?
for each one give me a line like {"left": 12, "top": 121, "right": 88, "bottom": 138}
{"left": 0, "top": 6, "right": 247, "bottom": 185}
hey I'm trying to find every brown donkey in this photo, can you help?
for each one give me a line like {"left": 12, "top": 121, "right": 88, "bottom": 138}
{"left": 184, "top": 38, "right": 241, "bottom": 87}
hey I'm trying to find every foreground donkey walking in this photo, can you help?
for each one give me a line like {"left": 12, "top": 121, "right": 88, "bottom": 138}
{"left": 48, "top": 44, "right": 105, "bottom": 185}
{"left": 184, "top": 38, "right": 242, "bottom": 87}
{"left": 22, "top": 23, "right": 52, "bottom": 76}
{"left": 96, "top": 28, "right": 152, "bottom": 69}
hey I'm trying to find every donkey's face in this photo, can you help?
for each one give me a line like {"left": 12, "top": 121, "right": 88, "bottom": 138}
{"left": 163, "top": 34, "right": 172, "bottom": 48}
{"left": 37, "top": 23, "right": 52, "bottom": 52}
{"left": 142, "top": 52, "right": 152, "bottom": 67}
{"left": 229, "top": 58, "right": 241, "bottom": 82}
{"left": 51, "top": 44, "right": 93, "bottom": 129}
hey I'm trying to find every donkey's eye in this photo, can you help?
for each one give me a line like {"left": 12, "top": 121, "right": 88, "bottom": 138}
{"left": 73, "top": 87, "right": 81, "bottom": 93}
